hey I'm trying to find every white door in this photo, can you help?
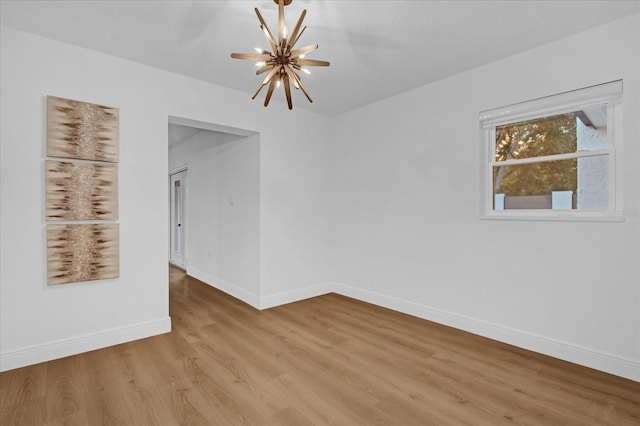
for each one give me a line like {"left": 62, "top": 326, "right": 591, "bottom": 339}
{"left": 170, "top": 170, "right": 187, "bottom": 267}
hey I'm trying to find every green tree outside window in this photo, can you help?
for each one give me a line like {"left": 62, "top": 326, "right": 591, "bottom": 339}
{"left": 494, "top": 113, "right": 577, "bottom": 196}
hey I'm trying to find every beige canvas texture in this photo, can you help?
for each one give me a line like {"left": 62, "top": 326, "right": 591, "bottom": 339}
{"left": 47, "top": 95, "right": 119, "bottom": 163}
{"left": 46, "top": 160, "right": 118, "bottom": 220}
{"left": 47, "top": 224, "right": 120, "bottom": 285}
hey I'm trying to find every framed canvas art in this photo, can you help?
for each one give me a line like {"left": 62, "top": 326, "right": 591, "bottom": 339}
{"left": 46, "top": 160, "right": 118, "bottom": 220}
{"left": 47, "top": 224, "right": 120, "bottom": 285}
{"left": 47, "top": 95, "right": 119, "bottom": 163}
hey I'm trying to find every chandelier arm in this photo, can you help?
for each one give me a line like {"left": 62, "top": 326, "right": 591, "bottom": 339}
{"left": 252, "top": 84, "right": 265, "bottom": 100}
{"left": 256, "top": 64, "right": 274, "bottom": 75}
{"left": 255, "top": 8, "right": 271, "bottom": 32}
{"left": 295, "top": 58, "right": 330, "bottom": 67}
{"left": 283, "top": 65, "right": 299, "bottom": 85}
{"left": 284, "top": 65, "right": 313, "bottom": 103}
{"left": 278, "top": 0, "right": 285, "bottom": 45}
{"left": 231, "top": 52, "right": 272, "bottom": 61}
{"left": 261, "top": 26, "right": 278, "bottom": 53}
{"left": 297, "top": 80, "right": 313, "bottom": 103}
{"left": 291, "top": 25, "right": 307, "bottom": 49}
{"left": 255, "top": 8, "right": 278, "bottom": 52}
{"left": 283, "top": 72, "right": 293, "bottom": 110}
{"left": 289, "top": 44, "right": 318, "bottom": 58}
{"left": 264, "top": 77, "right": 278, "bottom": 107}
{"left": 251, "top": 66, "right": 281, "bottom": 99}
{"left": 260, "top": 65, "right": 282, "bottom": 86}
{"left": 287, "top": 10, "right": 307, "bottom": 50}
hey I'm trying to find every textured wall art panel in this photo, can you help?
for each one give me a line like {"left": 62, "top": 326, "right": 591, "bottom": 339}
{"left": 47, "top": 95, "right": 119, "bottom": 163}
{"left": 46, "top": 160, "right": 118, "bottom": 220}
{"left": 47, "top": 224, "right": 120, "bottom": 285}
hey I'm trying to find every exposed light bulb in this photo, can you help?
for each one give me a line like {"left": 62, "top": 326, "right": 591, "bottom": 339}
{"left": 299, "top": 54, "right": 305, "bottom": 59}
{"left": 276, "top": 79, "right": 281, "bottom": 89}
{"left": 255, "top": 61, "right": 266, "bottom": 67}
{"left": 282, "top": 26, "right": 287, "bottom": 39}
{"left": 301, "top": 68, "right": 311, "bottom": 75}
{"left": 254, "top": 47, "right": 264, "bottom": 53}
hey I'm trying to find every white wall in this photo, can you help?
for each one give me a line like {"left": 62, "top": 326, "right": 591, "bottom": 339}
{"left": 328, "top": 15, "right": 640, "bottom": 380}
{"left": 256, "top": 113, "right": 334, "bottom": 308}
{"left": 0, "top": 27, "right": 171, "bottom": 371}
{"left": 173, "top": 133, "right": 261, "bottom": 304}
{"left": 0, "top": 26, "right": 332, "bottom": 370}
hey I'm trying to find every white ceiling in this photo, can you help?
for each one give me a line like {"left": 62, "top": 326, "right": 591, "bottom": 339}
{"left": 2, "top": 1, "right": 639, "bottom": 116}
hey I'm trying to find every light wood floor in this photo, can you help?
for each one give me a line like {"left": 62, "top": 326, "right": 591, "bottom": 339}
{"left": 1, "top": 266, "right": 639, "bottom": 425}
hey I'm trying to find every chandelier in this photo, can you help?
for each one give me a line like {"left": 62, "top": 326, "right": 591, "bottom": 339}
{"left": 231, "top": 0, "right": 330, "bottom": 109}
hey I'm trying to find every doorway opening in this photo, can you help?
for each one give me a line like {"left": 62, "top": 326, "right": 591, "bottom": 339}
{"left": 167, "top": 116, "right": 259, "bottom": 279}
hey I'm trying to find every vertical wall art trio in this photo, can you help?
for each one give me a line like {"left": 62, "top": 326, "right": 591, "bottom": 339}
{"left": 45, "top": 95, "right": 120, "bottom": 285}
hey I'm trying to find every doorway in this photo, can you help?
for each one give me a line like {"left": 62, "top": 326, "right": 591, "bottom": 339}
{"left": 167, "top": 115, "right": 259, "bottom": 278}
{"left": 170, "top": 169, "right": 187, "bottom": 268}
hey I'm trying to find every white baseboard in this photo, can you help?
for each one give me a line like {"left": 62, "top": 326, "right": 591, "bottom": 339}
{"left": 0, "top": 317, "right": 171, "bottom": 372}
{"left": 187, "top": 267, "right": 334, "bottom": 310}
{"left": 332, "top": 282, "right": 640, "bottom": 382}
{"left": 187, "top": 267, "right": 261, "bottom": 308}
{"left": 259, "top": 282, "right": 335, "bottom": 310}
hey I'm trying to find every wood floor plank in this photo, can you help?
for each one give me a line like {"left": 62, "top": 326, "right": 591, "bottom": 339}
{"left": 156, "top": 379, "right": 218, "bottom": 426}
{"left": 44, "top": 355, "right": 87, "bottom": 425}
{"left": 270, "top": 372, "right": 367, "bottom": 424}
{"left": 0, "top": 397, "right": 47, "bottom": 426}
{"left": 0, "top": 264, "right": 638, "bottom": 425}
{"left": 79, "top": 347, "right": 131, "bottom": 426}
{"left": 0, "top": 363, "right": 47, "bottom": 408}
{"left": 266, "top": 405, "right": 315, "bottom": 426}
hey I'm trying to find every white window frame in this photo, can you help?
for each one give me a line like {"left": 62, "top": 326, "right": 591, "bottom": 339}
{"left": 478, "top": 80, "right": 623, "bottom": 222}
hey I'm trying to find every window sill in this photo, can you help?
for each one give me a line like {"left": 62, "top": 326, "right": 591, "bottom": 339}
{"left": 480, "top": 210, "right": 627, "bottom": 222}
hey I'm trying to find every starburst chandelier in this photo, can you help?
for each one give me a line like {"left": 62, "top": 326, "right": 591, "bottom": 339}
{"left": 231, "top": 0, "right": 330, "bottom": 110}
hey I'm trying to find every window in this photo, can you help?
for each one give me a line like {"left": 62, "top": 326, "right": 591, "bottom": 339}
{"left": 479, "top": 81, "right": 623, "bottom": 221}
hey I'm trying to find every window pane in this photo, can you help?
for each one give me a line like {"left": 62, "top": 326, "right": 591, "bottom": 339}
{"left": 493, "top": 155, "right": 608, "bottom": 210}
{"left": 495, "top": 107, "right": 607, "bottom": 162}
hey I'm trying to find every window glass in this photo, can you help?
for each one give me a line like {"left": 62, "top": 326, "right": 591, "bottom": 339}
{"left": 494, "top": 158, "right": 576, "bottom": 198}
{"left": 493, "top": 155, "right": 608, "bottom": 210}
{"left": 494, "top": 109, "right": 607, "bottom": 162}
